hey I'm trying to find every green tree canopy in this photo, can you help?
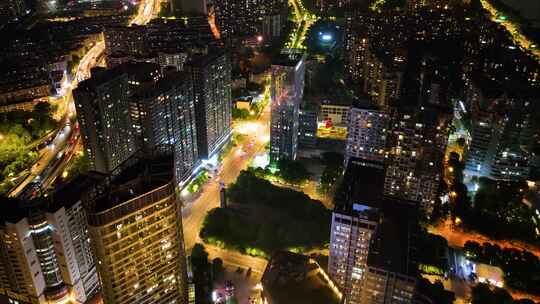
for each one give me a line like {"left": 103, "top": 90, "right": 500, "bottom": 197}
{"left": 277, "top": 159, "right": 310, "bottom": 185}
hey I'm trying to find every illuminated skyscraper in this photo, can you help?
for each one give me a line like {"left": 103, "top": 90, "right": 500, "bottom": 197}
{"left": 213, "top": 0, "right": 287, "bottom": 42}
{"left": 186, "top": 50, "right": 232, "bottom": 160}
{"left": 358, "top": 206, "right": 417, "bottom": 304}
{"left": 329, "top": 159, "right": 384, "bottom": 304}
{"left": 346, "top": 100, "right": 390, "bottom": 164}
{"left": 85, "top": 150, "right": 188, "bottom": 304}
{"left": 130, "top": 72, "right": 199, "bottom": 186}
{"left": 363, "top": 48, "right": 405, "bottom": 109}
{"left": 463, "top": 80, "right": 534, "bottom": 182}
{"left": 383, "top": 110, "right": 448, "bottom": 213}
{"left": 270, "top": 53, "right": 306, "bottom": 162}
{"left": 330, "top": 159, "right": 419, "bottom": 304}
{"left": 0, "top": 178, "right": 101, "bottom": 304}
{"left": 74, "top": 67, "right": 137, "bottom": 174}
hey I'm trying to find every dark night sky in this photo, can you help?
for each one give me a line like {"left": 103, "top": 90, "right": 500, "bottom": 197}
{"left": 501, "top": 0, "right": 540, "bottom": 25}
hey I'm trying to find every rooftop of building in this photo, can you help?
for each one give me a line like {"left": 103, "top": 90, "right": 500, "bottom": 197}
{"left": 366, "top": 200, "right": 418, "bottom": 277}
{"left": 47, "top": 172, "right": 107, "bottom": 213}
{"left": 350, "top": 95, "right": 379, "bottom": 110}
{"left": 186, "top": 49, "right": 227, "bottom": 67}
{"left": 261, "top": 251, "right": 341, "bottom": 304}
{"left": 333, "top": 158, "right": 386, "bottom": 210}
{"left": 132, "top": 71, "right": 189, "bottom": 99}
{"left": 77, "top": 66, "right": 126, "bottom": 91}
{"left": 333, "top": 158, "right": 419, "bottom": 220}
{"left": 89, "top": 149, "right": 175, "bottom": 214}
{"left": 78, "top": 62, "right": 160, "bottom": 90}
{"left": 0, "top": 172, "right": 107, "bottom": 224}
{"left": 0, "top": 197, "right": 33, "bottom": 224}
{"left": 119, "top": 61, "right": 160, "bottom": 79}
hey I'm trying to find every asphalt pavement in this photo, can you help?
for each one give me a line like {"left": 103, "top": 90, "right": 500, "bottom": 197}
{"left": 182, "top": 103, "right": 271, "bottom": 273}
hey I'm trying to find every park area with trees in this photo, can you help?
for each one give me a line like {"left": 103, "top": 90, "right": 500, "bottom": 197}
{"left": 472, "top": 283, "right": 538, "bottom": 304}
{"left": 447, "top": 152, "right": 538, "bottom": 245}
{"left": 464, "top": 241, "right": 540, "bottom": 296}
{"left": 200, "top": 170, "right": 330, "bottom": 258}
{"left": 248, "top": 159, "right": 311, "bottom": 186}
{"left": 190, "top": 244, "right": 225, "bottom": 304}
{"left": 0, "top": 102, "right": 56, "bottom": 194}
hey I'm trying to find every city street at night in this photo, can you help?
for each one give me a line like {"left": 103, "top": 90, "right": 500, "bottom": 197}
{"left": 2, "top": 0, "right": 540, "bottom": 304}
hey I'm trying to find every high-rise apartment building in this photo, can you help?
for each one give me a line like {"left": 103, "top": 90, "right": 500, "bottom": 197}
{"left": 345, "top": 83, "right": 448, "bottom": 213}
{"left": 186, "top": 50, "right": 232, "bottom": 160}
{"left": 363, "top": 48, "right": 406, "bottom": 108}
{"left": 0, "top": 177, "right": 100, "bottom": 304}
{"left": 130, "top": 72, "right": 199, "bottom": 185}
{"left": 329, "top": 159, "right": 385, "bottom": 304}
{"left": 74, "top": 67, "right": 137, "bottom": 174}
{"left": 213, "top": 0, "right": 287, "bottom": 42}
{"left": 346, "top": 35, "right": 369, "bottom": 83}
{"left": 270, "top": 53, "right": 306, "bottom": 162}
{"left": 330, "top": 202, "right": 379, "bottom": 304}
{"left": 84, "top": 150, "right": 188, "bottom": 304}
{"left": 77, "top": 62, "right": 204, "bottom": 185}
{"left": 464, "top": 79, "right": 535, "bottom": 182}
{"left": 345, "top": 99, "right": 390, "bottom": 164}
{"left": 415, "top": 54, "right": 454, "bottom": 110}
{"left": 298, "top": 107, "right": 318, "bottom": 148}
{"left": 320, "top": 101, "right": 350, "bottom": 126}
{"left": 344, "top": 11, "right": 367, "bottom": 80}
{"left": 464, "top": 110, "right": 503, "bottom": 179}
{"left": 383, "top": 110, "right": 448, "bottom": 213}
{"left": 158, "top": 52, "right": 189, "bottom": 72}
{"left": 104, "top": 26, "right": 148, "bottom": 58}
{"left": 359, "top": 204, "right": 417, "bottom": 304}
{"left": 104, "top": 20, "right": 217, "bottom": 68}
{"left": 330, "top": 159, "right": 419, "bottom": 304}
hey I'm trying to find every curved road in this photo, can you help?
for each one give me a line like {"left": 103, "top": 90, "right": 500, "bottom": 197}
{"left": 9, "top": 0, "right": 159, "bottom": 198}
{"left": 182, "top": 104, "right": 271, "bottom": 275}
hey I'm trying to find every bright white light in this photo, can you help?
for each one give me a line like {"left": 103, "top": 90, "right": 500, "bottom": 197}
{"left": 257, "top": 35, "right": 263, "bottom": 42}
{"left": 202, "top": 153, "right": 219, "bottom": 168}
{"left": 236, "top": 122, "right": 258, "bottom": 135}
{"left": 459, "top": 101, "right": 466, "bottom": 112}
{"left": 321, "top": 34, "right": 332, "bottom": 41}
{"left": 251, "top": 153, "right": 269, "bottom": 169}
